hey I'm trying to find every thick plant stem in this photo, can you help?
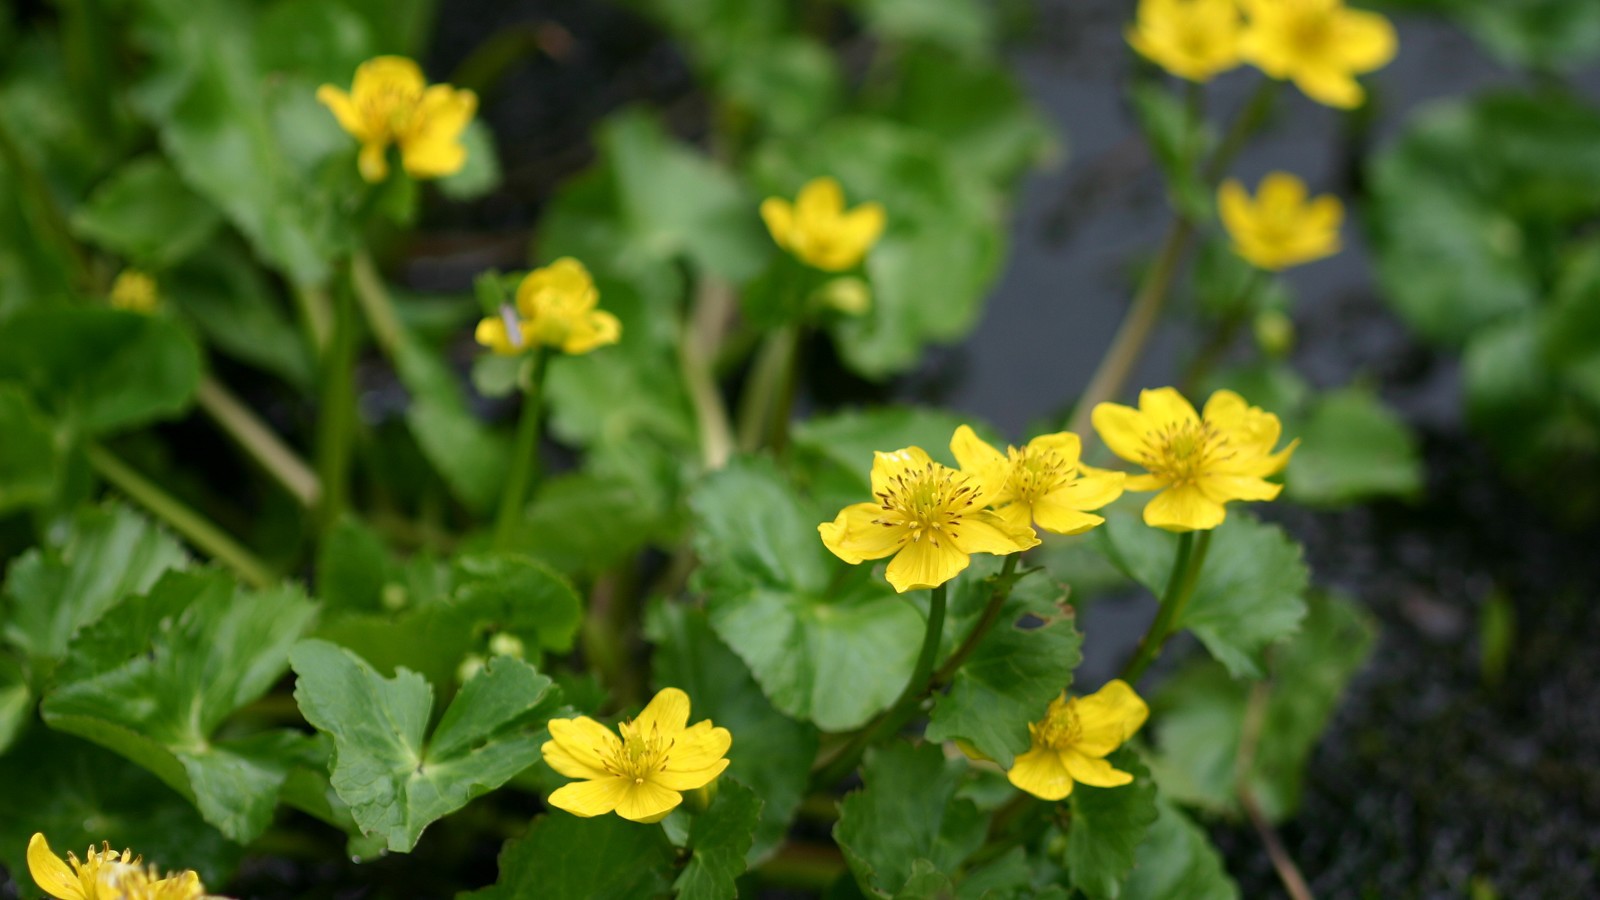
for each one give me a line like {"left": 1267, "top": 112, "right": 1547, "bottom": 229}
{"left": 736, "top": 324, "right": 799, "bottom": 454}
{"left": 492, "top": 351, "right": 548, "bottom": 550}
{"left": 812, "top": 583, "right": 948, "bottom": 789}
{"left": 87, "top": 445, "right": 275, "bottom": 589}
{"left": 933, "top": 553, "right": 1021, "bottom": 686}
{"left": 315, "top": 284, "right": 359, "bottom": 531}
{"left": 293, "top": 282, "right": 334, "bottom": 354}
{"left": 350, "top": 251, "right": 403, "bottom": 356}
{"left": 196, "top": 376, "right": 321, "bottom": 509}
{"left": 681, "top": 277, "right": 737, "bottom": 469}
{"left": 1120, "top": 530, "right": 1212, "bottom": 684}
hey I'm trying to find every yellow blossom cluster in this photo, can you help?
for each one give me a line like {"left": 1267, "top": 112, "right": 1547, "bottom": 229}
{"left": 27, "top": 834, "right": 217, "bottom": 900}
{"left": 318, "top": 56, "right": 477, "bottom": 183}
{"left": 1128, "top": 0, "right": 1397, "bottom": 109}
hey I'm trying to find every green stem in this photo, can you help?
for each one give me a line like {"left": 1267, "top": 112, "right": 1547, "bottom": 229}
{"left": 492, "top": 351, "right": 548, "bottom": 550}
{"left": 0, "top": 115, "right": 92, "bottom": 287}
{"left": 812, "top": 583, "right": 948, "bottom": 789}
{"left": 735, "top": 324, "right": 799, "bottom": 453}
{"left": 1182, "top": 267, "right": 1268, "bottom": 390}
{"left": 292, "top": 282, "right": 334, "bottom": 355}
{"left": 680, "top": 277, "right": 737, "bottom": 469}
{"left": 1121, "top": 530, "right": 1212, "bottom": 684}
{"left": 932, "top": 554, "right": 1020, "bottom": 686}
{"left": 315, "top": 283, "right": 358, "bottom": 531}
{"left": 196, "top": 376, "right": 321, "bottom": 509}
{"left": 87, "top": 444, "right": 275, "bottom": 589}
{"left": 350, "top": 250, "right": 403, "bottom": 356}
{"left": 1204, "top": 78, "right": 1279, "bottom": 183}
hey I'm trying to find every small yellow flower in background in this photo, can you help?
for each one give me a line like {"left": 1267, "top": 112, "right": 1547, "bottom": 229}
{"left": 473, "top": 258, "right": 620, "bottom": 356}
{"left": 1093, "top": 387, "right": 1297, "bottom": 532}
{"left": 541, "top": 687, "right": 731, "bottom": 823}
{"left": 1126, "top": 0, "right": 1247, "bottom": 82}
{"left": 819, "top": 446, "right": 1039, "bottom": 593}
{"left": 317, "top": 56, "right": 478, "bottom": 183}
{"left": 109, "top": 270, "right": 158, "bottom": 314}
{"left": 1218, "top": 172, "right": 1343, "bottom": 270}
{"left": 1007, "top": 680, "right": 1149, "bottom": 801}
{"left": 1240, "top": 0, "right": 1397, "bottom": 109}
{"left": 949, "top": 426, "right": 1126, "bottom": 536}
{"left": 760, "top": 177, "right": 886, "bottom": 272}
{"left": 27, "top": 833, "right": 210, "bottom": 900}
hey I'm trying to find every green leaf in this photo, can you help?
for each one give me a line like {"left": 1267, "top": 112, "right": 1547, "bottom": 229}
{"left": 1285, "top": 386, "right": 1423, "bottom": 506}
{"left": 317, "top": 516, "right": 401, "bottom": 613}
{"left": 834, "top": 741, "right": 989, "bottom": 897}
{"left": 3, "top": 503, "right": 189, "bottom": 681}
{"left": 691, "top": 457, "right": 923, "bottom": 731}
{"left": 925, "top": 566, "right": 1083, "bottom": 768}
{"left": 291, "top": 640, "right": 560, "bottom": 851}
{"left": 500, "top": 471, "right": 672, "bottom": 577}
{"left": 1147, "top": 593, "right": 1375, "bottom": 821}
{"left": 463, "top": 812, "right": 675, "bottom": 899}
{"left": 715, "top": 36, "right": 843, "bottom": 136}
{"left": 675, "top": 779, "right": 764, "bottom": 900}
{"left": 438, "top": 120, "right": 503, "bottom": 200}
{"left": 42, "top": 569, "right": 318, "bottom": 842}
{"left": 1095, "top": 509, "right": 1309, "bottom": 678}
{"left": 1119, "top": 799, "right": 1238, "bottom": 900}
{"left": 0, "top": 384, "right": 60, "bottom": 512}
{"left": 450, "top": 554, "right": 584, "bottom": 656}
{"left": 1065, "top": 748, "right": 1159, "bottom": 900}
{"left": 166, "top": 242, "right": 316, "bottom": 390}
{"left": 70, "top": 155, "right": 222, "bottom": 268}
{"left": 130, "top": 0, "right": 344, "bottom": 285}
{"left": 647, "top": 601, "right": 818, "bottom": 860}
{"left": 392, "top": 331, "right": 510, "bottom": 515}
{"left": 1387, "top": 0, "right": 1600, "bottom": 72}
{"left": 848, "top": 0, "right": 996, "bottom": 59}
{"left": 0, "top": 729, "right": 243, "bottom": 897}
{"left": 790, "top": 405, "right": 982, "bottom": 513}
{"left": 0, "top": 307, "right": 201, "bottom": 435}
{"left": 1129, "top": 81, "right": 1213, "bottom": 223}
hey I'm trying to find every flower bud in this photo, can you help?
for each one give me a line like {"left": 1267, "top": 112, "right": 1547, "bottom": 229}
{"left": 488, "top": 632, "right": 525, "bottom": 659}
{"left": 1253, "top": 309, "right": 1295, "bottom": 359}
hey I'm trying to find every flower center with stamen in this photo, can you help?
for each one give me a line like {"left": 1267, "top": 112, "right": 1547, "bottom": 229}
{"left": 1004, "top": 447, "right": 1072, "bottom": 504}
{"left": 874, "top": 462, "right": 978, "bottom": 546}
{"left": 1140, "top": 420, "right": 1230, "bottom": 485}
{"left": 605, "top": 721, "right": 674, "bottom": 785}
{"left": 1034, "top": 702, "right": 1083, "bottom": 751}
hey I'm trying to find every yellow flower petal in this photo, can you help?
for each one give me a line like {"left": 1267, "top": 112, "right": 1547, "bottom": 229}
{"left": 1039, "top": 469, "right": 1125, "bottom": 512}
{"left": 948, "top": 510, "right": 1038, "bottom": 556}
{"left": 1006, "top": 746, "right": 1075, "bottom": 801}
{"left": 1336, "top": 8, "right": 1398, "bottom": 70}
{"left": 27, "top": 834, "right": 85, "bottom": 900}
{"left": 839, "top": 202, "right": 887, "bottom": 252}
{"left": 615, "top": 779, "right": 684, "bottom": 823}
{"left": 819, "top": 502, "right": 907, "bottom": 564}
{"left": 1070, "top": 679, "right": 1150, "bottom": 757}
{"left": 562, "top": 310, "right": 622, "bottom": 355}
{"left": 542, "top": 717, "right": 620, "bottom": 779}
{"left": 358, "top": 141, "right": 390, "bottom": 184}
{"left": 1091, "top": 402, "right": 1154, "bottom": 464}
{"left": 950, "top": 424, "right": 1006, "bottom": 474}
{"left": 1143, "top": 483, "right": 1227, "bottom": 531}
{"left": 760, "top": 197, "right": 795, "bottom": 249}
{"left": 868, "top": 447, "right": 935, "bottom": 497}
{"left": 1025, "top": 430, "right": 1083, "bottom": 463}
{"left": 635, "top": 687, "right": 691, "bottom": 735}
{"left": 1060, "top": 750, "right": 1135, "bottom": 788}
{"left": 661, "top": 721, "right": 733, "bottom": 774}
{"left": 1030, "top": 501, "right": 1104, "bottom": 536}
{"left": 885, "top": 535, "right": 970, "bottom": 593}
{"left": 547, "top": 776, "right": 631, "bottom": 817}
{"left": 1197, "top": 473, "right": 1283, "bottom": 504}
{"left": 796, "top": 176, "right": 845, "bottom": 220}
{"left": 1138, "top": 387, "right": 1200, "bottom": 429}
{"left": 315, "top": 85, "right": 365, "bottom": 138}
{"left": 654, "top": 755, "right": 730, "bottom": 792}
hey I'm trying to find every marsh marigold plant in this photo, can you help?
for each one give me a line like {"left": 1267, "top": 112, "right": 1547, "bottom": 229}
{"left": 474, "top": 257, "right": 620, "bottom": 356}
{"left": 950, "top": 425, "right": 1125, "bottom": 536}
{"left": 1127, "top": 0, "right": 1246, "bottom": 82}
{"left": 761, "top": 176, "right": 886, "bottom": 272}
{"left": 1093, "top": 387, "right": 1296, "bottom": 531}
{"left": 1219, "top": 171, "right": 1343, "bottom": 270}
{"left": 317, "top": 56, "right": 477, "bottom": 183}
{"left": 541, "top": 687, "right": 731, "bottom": 823}
{"left": 820, "top": 446, "right": 1039, "bottom": 593}
{"left": 1240, "top": 0, "right": 1397, "bottom": 109}
{"left": 1007, "top": 680, "right": 1149, "bottom": 801}
{"left": 27, "top": 833, "right": 212, "bottom": 900}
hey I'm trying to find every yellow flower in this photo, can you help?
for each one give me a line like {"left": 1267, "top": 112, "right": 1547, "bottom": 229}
{"left": 760, "top": 177, "right": 886, "bottom": 272}
{"left": 819, "top": 446, "right": 1040, "bottom": 593}
{"left": 1126, "top": 0, "right": 1247, "bottom": 82}
{"left": 317, "top": 56, "right": 477, "bottom": 183}
{"left": 949, "top": 426, "right": 1126, "bottom": 536}
{"left": 1239, "top": 0, "right": 1397, "bottom": 109}
{"left": 1007, "top": 680, "right": 1149, "bottom": 801}
{"left": 1218, "top": 172, "right": 1343, "bottom": 270}
{"left": 473, "top": 308, "right": 535, "bottom": 356}
{"left": 1092, "top": 387, "right": 1297, "bottom": 532}
{"left": 473, "top": 258, "right": 620, "bottom": 356}
{"left": 541, "top": 687, "right": 731, "bottom": 823}
{"left": 109, "top": 270, "right": 158, "bottom": 314}
{"left": 26, "top": 833, "right": 208, "bottom": 900}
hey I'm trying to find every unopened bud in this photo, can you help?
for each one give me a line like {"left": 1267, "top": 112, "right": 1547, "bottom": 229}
{"left": 814, "top": 277, "right": 872, "bottom": 316}
{"left": 488, "top": 632, "right": 525, "bottom": 659}
{"left": 456, "top": 654, "right": 486, "bottom": 684}
{"left": 1254, "top": 309, "right": 1295, "bottom": 359}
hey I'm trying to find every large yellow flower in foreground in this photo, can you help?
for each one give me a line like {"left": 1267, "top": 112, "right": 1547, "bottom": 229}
{"left": 27, "top": 833, "right": 209, "bottom": 900}
{"left": 1126, "top": 0, "right": 1246, "bottom": 82}
{"left": 317, "top": 56, "right": 477, "bottom": 183}
{"left": 1092, "top": 388, "right": 1296, "bottom": 531}
{"left": 820, "top": 446, "right": 1039, "bottom": 593}
{"left": 1007, "top": 680, "right": 1149, "bottom": 801}
{"left": 1218, "top": 172, "right": 1343, "bottom": 271}
{"left": 1240, "top": 0, "right": 1397, "bottom": 109}
{"left": 950, "top": 426, "right": 1125, "bottom": 536}
{"left": 761, "top": 177, "right": 886, "bottom": 272}
{"left": 542, "top": 687, "right": 731, "bottom": 823}
{"left": 474, "top": 258, "right": 620, "bottom": 356}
